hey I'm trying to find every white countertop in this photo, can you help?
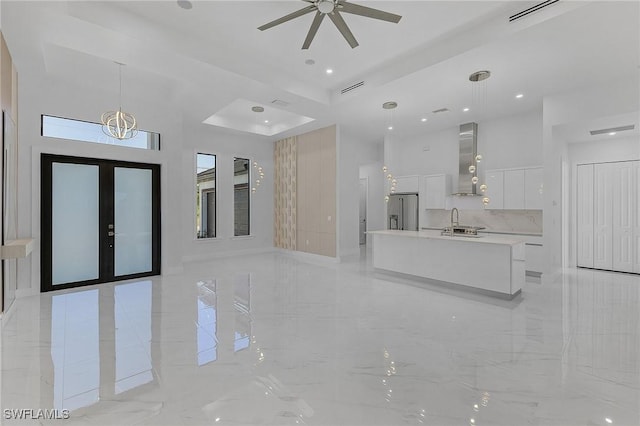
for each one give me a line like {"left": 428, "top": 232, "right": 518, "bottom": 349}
{"left": 421, "top": 227, "right": 542, "bottom": 237}
{"left": 368, "top": 229, "right": 526, "bottom": 246}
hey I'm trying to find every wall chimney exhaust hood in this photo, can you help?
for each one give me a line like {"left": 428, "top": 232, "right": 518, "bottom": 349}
{"left": 452, "top": 122, "right": 480, "bottom": 196}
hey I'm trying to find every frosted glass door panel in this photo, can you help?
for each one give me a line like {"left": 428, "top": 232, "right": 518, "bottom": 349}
{"left": 52, "top": 163, "right": 100, "bottom": 285}
{"left": 114, "top": 168, "right": 153, "bottom": 277}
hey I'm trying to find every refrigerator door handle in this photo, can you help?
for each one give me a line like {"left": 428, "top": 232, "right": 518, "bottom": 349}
{"left": 400, "top": 197, "right": 404, "bottom": 230}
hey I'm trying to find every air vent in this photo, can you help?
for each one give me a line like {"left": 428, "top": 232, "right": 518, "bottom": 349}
{"left": 509, "top": 0, "right": 560, "bottom": 22}
{"left": 432, "top": 108, "right": 450, "bottom": 114}
{"left": 341, "top": 81, "right": 365, "bottom": 95}
{"left": 271, "top": 99, "right": 290, "bottom": 107}
{"left": 589, "top": 124, "right": 635, "bottom": 136}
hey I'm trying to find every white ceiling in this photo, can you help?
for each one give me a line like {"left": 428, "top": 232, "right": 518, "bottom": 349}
{"left": 2, "top": 0, "right": 639, "bottom": 142}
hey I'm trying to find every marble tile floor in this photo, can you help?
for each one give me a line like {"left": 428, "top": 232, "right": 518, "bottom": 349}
{"left": 1, "top": 250, "right": 639, "bottom": 426}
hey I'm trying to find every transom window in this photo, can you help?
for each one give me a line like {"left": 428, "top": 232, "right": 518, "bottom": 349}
{"left": 41, "top": 115, "right": 160, "bottom": 150}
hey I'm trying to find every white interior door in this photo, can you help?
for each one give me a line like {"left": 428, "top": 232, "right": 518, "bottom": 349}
{"left": 612, "top": 162, "right": 634, "bottom": 272}
{"left": 576, "top": 164, "right": 594, "bottom": 268}
{"left": 593, "top": 163, "right": 613, "bottom": 270}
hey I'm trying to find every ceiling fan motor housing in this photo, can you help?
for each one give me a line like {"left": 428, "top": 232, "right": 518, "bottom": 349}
{"left": 317, "top": 0, "right": 336, "bottom": 14}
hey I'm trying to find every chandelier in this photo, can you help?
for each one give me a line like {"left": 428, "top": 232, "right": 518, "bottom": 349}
{"left": 101, "top": 63, "right": 138, "bottom": 140}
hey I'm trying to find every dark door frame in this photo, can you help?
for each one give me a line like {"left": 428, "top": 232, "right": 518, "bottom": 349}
{"left": 41, "top": 154, "right": 161, "bottom": 292}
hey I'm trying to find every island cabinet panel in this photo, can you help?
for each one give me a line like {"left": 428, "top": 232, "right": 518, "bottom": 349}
{"left": 370, "top": 230, "right": 524, "bottom": 298}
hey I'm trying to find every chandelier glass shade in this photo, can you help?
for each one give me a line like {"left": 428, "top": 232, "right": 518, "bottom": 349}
{"left": 102, "top": 63, "right": 138, "bottom": 140}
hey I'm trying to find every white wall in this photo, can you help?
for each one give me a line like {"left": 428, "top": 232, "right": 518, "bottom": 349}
{"left": 16, "top": 70, "right": 273, "bottom": 294}
{"left": 543, "top": 77, "right": 640, "bottom": 275}
{"left": 387, "top": 109, "right": 543, "bottom": 192}
{"left": 338, "top": 128, "right": 382, "bottom": 257}
{"left": 359, "top": 161, "right": 385, "bottom": 236}
{"left": 181, "top": 122, "right": 273, "bottom": 263}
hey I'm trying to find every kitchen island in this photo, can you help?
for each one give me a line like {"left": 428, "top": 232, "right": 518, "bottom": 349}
{"left": 369, "top": 230, "right": 525, "bottom": 299}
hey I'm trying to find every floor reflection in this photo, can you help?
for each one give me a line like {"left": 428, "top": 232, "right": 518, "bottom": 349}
{"left": 197, "top": 280, "right": 218, "bottom": 365}
{"left": 51, "top": 289, "right": 100, "bottom": 411}
{"left": 234, "top": 273, "right": 251, "bottom": 353}
{"left": 49, "top": 280, "right": 156, "bottom": 413}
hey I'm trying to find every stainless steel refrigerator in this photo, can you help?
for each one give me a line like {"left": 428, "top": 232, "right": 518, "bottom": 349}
{"left": 387, "top": 193, "right": 419, "bottom": 231}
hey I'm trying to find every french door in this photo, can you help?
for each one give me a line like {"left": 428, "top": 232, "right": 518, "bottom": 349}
{"left": 41, "top": 154, "right": 161, "bottom": 292}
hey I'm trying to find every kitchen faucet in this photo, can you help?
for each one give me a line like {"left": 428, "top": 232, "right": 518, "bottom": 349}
{"left": 450, "top": 208, "right": 459, "bottom": 236}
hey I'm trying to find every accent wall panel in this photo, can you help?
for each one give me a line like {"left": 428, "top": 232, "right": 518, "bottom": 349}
{"left": 296, "top": 126, "right": 336, "bottom": 257}
{"left": 274, "top": 137, "right": 297, "bottom": 250}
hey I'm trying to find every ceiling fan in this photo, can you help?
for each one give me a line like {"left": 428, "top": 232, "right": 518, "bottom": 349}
{"left": 258, "top": 0, "right": 402, "bottom": 49}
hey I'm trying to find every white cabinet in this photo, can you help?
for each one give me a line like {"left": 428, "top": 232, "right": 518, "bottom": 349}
{"left": 504, "top": 169, "right": 525, "bottom": 209}
{"left": 484, "top": 167, "right": 543, "bottom": 210}
{"left": 577, "top": 160, "right": 639, "bottom": 274}
{"left": 394, "top": 175, "right": 420, "bottom": 193}
{"left": 421, "top": 174, "right": 449, "bottom": 209}
{"left": 576, "top": 164, "right": 594, "bottom": 268}
{"left": 484, "top": 170, "right": 504, "bottom": 209}
{"left": 524, "top": 167, "right": 544, "bottom": 210}
{"left": 525, "top": 242, "right": 544, "bottom": 275}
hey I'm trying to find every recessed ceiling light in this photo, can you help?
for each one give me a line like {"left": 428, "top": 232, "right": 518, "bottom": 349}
{"left": 305, "top": 59, "right": 316, "bottom": 65}
{"left": 421, "top": 118, "right": 427, "bottom": 122}
{"left": 608, "top": 132, "right": 616, "bottom": 136}
{"left": 463, "top": 107, "right": 470, "bottom": 112}
{"left": 516, "top": 93, "right": 524, "bottom": 99}
{"left": 382, "top": 101, "right": 398, "bottom": 109}
{"left": 177, "top": 0, "right": 193, "bottom": 10}
{"left": 264, "top": 120, "right": 269, "bottom": 124}
{"left": 326, "top": 69, "right": 333, "bottom": 74}
{"left": 605, "top": 418, "right": 613, "bottom": 424}
{"left": 251, "top": 106, "right": 264, "bottom": 113}
{"left": 388, "top": 126, "right": 393, "bottom": 130}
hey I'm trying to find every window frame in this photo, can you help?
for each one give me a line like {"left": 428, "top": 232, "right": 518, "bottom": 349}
{"left": 233, "top": 157, "right": 251, "bottom": 237}
{"left": 195, "top": 152, "right": 217, "bottom": 240}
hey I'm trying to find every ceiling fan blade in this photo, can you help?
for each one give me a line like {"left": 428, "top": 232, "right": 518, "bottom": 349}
{"left": 302, "top": 11, "right": 326, "bottom": 50}
{"left": 258, "top": 5, "right": 316, "bottom": 31}
{"left": 339, "top": 2, "right": 402, "bottom": 23}
{"left": 328, "top": 11, "right": 359, "bottom": 48}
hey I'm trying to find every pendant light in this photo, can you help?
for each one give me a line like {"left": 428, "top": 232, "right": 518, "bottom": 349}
{"left": 101, "top": 62, "right": 138, "bottom": 140}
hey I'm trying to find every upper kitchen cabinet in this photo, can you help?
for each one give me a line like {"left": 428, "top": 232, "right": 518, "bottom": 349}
{"left": 393, "top": 175, "right": 420, "bottom": 193}
{"left": 484, "top": 170, "right": 504, "bottom": 209}
{"left": 504, "top": 169, "right": 525, "bottom": 209}
{"left": 421, "top": 174, "right": 450, "bottom": 209}
{"left": 484, "top": 167, "right": 543, "bottom": 210}
{"left": 524, "top": 168, "right": 544, "bottom": 210}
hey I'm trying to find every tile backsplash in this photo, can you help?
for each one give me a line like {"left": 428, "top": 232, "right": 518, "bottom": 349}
{"left": 423, "top": 209, "right": 542, "bottom": 234}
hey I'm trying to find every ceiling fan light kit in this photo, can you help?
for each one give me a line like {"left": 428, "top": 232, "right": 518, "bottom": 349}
{"left": 258, "top": 0, "right": 402, "bottom": 50}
